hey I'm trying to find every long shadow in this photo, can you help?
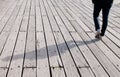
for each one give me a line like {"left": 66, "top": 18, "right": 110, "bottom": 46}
{"left": 2, "top": 38, "right": 99, "bottom": 61}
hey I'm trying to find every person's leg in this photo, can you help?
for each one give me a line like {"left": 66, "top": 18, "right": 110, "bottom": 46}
{"left": 101, "top": 4, "right": 112, "bottom": 36}
{"left": 93, "top": 4, "right": 101, "bottom": 31}
{"left": 93, "top": 4, "right": 102, "bottom": 39}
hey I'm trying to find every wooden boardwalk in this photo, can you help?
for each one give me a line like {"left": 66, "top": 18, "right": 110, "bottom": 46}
{"left": 0, "top": 0, "right": 120, "bottom": 77}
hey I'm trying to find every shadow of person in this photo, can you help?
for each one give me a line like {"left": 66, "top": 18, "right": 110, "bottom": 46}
{"left": 2, "top": 38, "right": 99, "bottom": 61}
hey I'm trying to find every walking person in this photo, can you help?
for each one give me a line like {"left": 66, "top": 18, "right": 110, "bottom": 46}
{"left": 92, "top": 0, "right": 113, "bottom": 39}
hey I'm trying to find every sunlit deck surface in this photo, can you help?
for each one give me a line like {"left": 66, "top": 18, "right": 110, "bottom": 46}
{"left": 0, "top": 0, "right": 120, "bottom": 77}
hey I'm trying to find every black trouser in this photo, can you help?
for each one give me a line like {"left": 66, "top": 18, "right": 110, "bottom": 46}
{"left": 93, "top": 3, "right": 112, "bottom": 36}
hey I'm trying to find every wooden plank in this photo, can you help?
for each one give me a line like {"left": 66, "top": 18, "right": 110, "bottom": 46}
{"left": 54, "top": 32, "right": 80, "bottom": 77}
{"left": 88, "top": 32, "right": 120, "bottom": 71}
{"left": 107, "top": 27, "right": 120, "bottom": 40}
{"left": 47, "top": 0, "right": 58, "bottom": 16}
{"left": 52, "top": 5, "right": 89, "bottom": 68}
{"left": 51, "top": 68, "right": 66, "bottom": 77}
{"left": 71, "top": 20, "right": 120, "bottom": 76}
{"left": 24, "top": 24, "right": 36, "bottom": 68}
{"left": 0, "top": 32, "right": 8, "bottom": 54}
{"left": 36, "top": 1, "right": 50, "bottom": 77}
{"left": 0, "top": 0, "right": 19, "bottom": 33}
{"left": 113, "top": 27, "right": 120, "bottom": 34}
{"left": 41, "top": 0, "right": 66, "bottom": 76}
{"left": 70, "top": 33, "right": 95, "bottom": 77}
{"left": 70, "top": 21, "right": 108, "bottom": 77}
{"left": 66, "top": 2, "right": 119, "bottom": 73}
{"left": 36, "top": 32, "right": 50, "bottom": 77}
{"left": 53, "top": 2, "right": 90, "bottom": 70}
{"left": 45, "top": 31, "right": 63, "bottom": 67}
{"left": 105, "top": 31, "right": 120, "bottom": 47}
{"left": 53, "top": 12, "right": 80, "bottom": 76}
{"left": 43, "top": 0, "right": 60, "bottom": 32}
{"left": 24, "top": 0, "right": 36, "bottom": 68}
{"left": 6, "top": 0, "right": 31, "bottom": 77}
{"left": 65, "top": 0, "right": 119, "bottom": 56}
{"left": 64, "top": 0, "right": 120, "bottom": 60}
{"left": 53, "top": 11, "right": 90, "bottom": 67}
{"left": 58, "top": 19, "right": 95, "bottom": 76}
{"left": 0, "top": 68, "right": 8, "bottom": 77}
{"left": 22, "top": 68, "right": 36, "bottom": 77}
{"left": 110, "top": 18, "right": 120, "bottom": 28}
{"left": 70, "top": 0, "right": 120, "bottom": 32}
{"left": 0, "top": 0, "right": 120, "bottom": 77}
{"left": 35, "top": 0, "right": 43, "bottom": 32}
{"left": 0, "top": 0, "right": 27, "bottom": 63}
{"left": 20, "top": 0, "right": 31, "bottom": 32}
{"left": 0, "top": 0, "right": 25, "bottom": 68}
{"left": 6, "top": 32, "right": 27, "bottom": 77}
{"left": 2, "top": 0, "right": 24, "bottom": 32}
{"left": 109, "top": 17, "right": 120, "bottom": 28}
{"left": 54, "top": 0, "right": 120, "bottom": 76}
{"left": 59, "top": 0, "right": 91, "bottom": 32}
{"left": 0, "top": 0, "right": 15, "bottom": 21}
{"left": 52, "top": 0, "right": 76, "bottom": 32}
{"left": 42, "top": 0, "right": 62, "bottom": 67}
{"left": 66, "top": 32, "right": 89, "bottom": 67}
{"left": 69, "top": 0, "right": 120, "bottom": 61}
{"left": 79, "top": 68, "right": 95, "bottom": 77}
{"left": 111, "top": 6, "right": 120, "bottom": 17}
{"left": 39, "top": 0, "right": 47, "bottom": 16}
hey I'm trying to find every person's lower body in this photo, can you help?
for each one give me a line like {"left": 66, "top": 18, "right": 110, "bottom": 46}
{"left": 93, "top": 3, "right": 112, "bottom": 39}
{"left": 93, "top": 4, "right": 102, "bottom": 39}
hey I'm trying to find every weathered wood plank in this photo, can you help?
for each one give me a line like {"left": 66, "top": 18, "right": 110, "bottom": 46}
{"left": 53, "top": 0, "right": 76, "bottom": 32}
{"left": 44, "top": 0, "right": 60, "bottom": 32}
{"left": 0, "top": 0, "right": 25, "bottom": 68}
{"left": 64, "top": 0, "right": 120, "bottom": 60}
{"left": 42, "top": 0, "right": 62, "bottom": 67}
{"left": 0, "top": 0, "right": 15, "bottom": 21}
{"left": 70, "top": 20, "right": 108, "bottom": 77}
{"left": 105, "top": 31, "right": 120, "bottom": 47}
{"left": 0, "top": 0, "right": 19, "bottom": 33}
{"left": 65, "top": 0, "right": 119, "bottom": 54}
{"left": 61, "top": 0, "right": 91, "bottom": 32}
{"left": 52, "top": 5, "right": 89, "bottom": 68}
{"left": 22, "top": 68, "right": 36, "bottom": 77}
{"left": 0, "top": 0, "right": 120, "bottom": 77}
{"left": 79, "top": 68, "right": 95, "bottom": 77}
{"left": 71, "top": 20, "right": 120, "bottom": 77}
{"left": 36, "top": 32, "right": 50, "bottom": 77}
{"left": 20, "top": 0, "right": 32, "bottom": 32}
{"left": 113, "top": 27, "right": 120, "bottom": 34}
{"left": 0, "top": 68, "right": 8, "bottom": 77}
{"left": 24, "top": 0, "right": 36, "bottom": 67}
{"left": 2, "top": 0, "right": 24, "bottom": 32}
{"left": 6, "top": 32, "right": 26, "bottom": 77}
{"left": 0, "top": 32, "right": 8, "bottom": 54}
{"left": 53, "top": 12, "right": 80, "bottom": 76}
{"left": 88, "top": 32, "right": 120, "bottom": 71}
{"left": 54, "top": 32, "right": 80, "bottom": 77}
{"left": 36, "top": 0, "right": 50, "bottom": 77}
{"left": 6, "top": 0, "right": 31, "bottom": 77}
{"left": 43, "top": 1, "right": 68, "bottom": 76}
{"left": 51, "top": 68, "right": 66, "bottom": 77}
{"left": 35, "top": 0, "right": 43, "bottom": 32}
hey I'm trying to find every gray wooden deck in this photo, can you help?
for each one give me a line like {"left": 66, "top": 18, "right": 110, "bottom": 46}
{"left": 0, "top": 0, "right": 120, "bottom": 77}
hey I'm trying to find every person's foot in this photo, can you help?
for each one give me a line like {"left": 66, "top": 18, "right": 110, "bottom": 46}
{"left": 95, "top": 31, "right": 102, "bottom": 39}
{"left": 100, "top": 33, "right": 104, "bottom": 36}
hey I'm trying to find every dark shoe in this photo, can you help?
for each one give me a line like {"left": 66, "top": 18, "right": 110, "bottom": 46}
{"left": 100, "top": 33, "right": 104, "bottom": 36}
{"left": 95, "top": 32, "right": 102, "bottom": 39}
